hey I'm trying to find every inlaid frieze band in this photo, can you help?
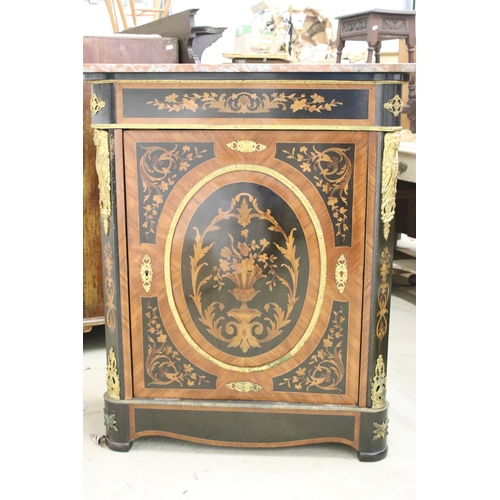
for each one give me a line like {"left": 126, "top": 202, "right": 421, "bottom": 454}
{"left": 276, "top": 143, "right": 354, "bottom": 246}
{"left": 381, "top": 131, "right": 400, "bottom": 240}
{"left": 122, "top": 88, "right": 369, "bottom": 120}
{"left": 273, "top": 301, "right": 347, "bottom": 394}
{"left": 142, "top": 297, "right": 217, "bottom": 388}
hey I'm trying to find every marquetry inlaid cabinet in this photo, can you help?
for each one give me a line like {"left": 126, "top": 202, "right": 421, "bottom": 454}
{"left": 84, "top": 61, "right": 414, "bottom": 461}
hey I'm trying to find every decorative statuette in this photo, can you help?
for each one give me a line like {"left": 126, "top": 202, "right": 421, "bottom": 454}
{"left": 381, "top": 131, "right": 400, "bottom": 240}
{"left": 226, "top": 140, "right": 267, "bottom": 153}
{"left": 383, "top": 94, "right": 403, "bottom": 117}
{"left": 373, "top": 418, "right": 389, "bottom": 440}
{"left": 106, "top": 348, "right": 120, "bottom": 400}
{"left": 335, "top": 254, "right": 348, "bottom": 293}
{"left": 371, "top": 355, "right": 387, "bottom": 408}
{"left": 93, "top": 129, "right": 112, "bottom": 235}
{"left": 226, "top": 382, "right": 263, "bottom": 393}
{"left": 90, "top": 94, "right": 105, "bottom": 115}
{"left": 140, "top": 254, "right": 153, "bottom": 292}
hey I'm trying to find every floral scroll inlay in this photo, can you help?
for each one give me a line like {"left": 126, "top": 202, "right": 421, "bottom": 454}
{"left": 376, "top": 247, "right": 392, "bottom": 340}
{"left": 371, "top": 355, "right": 387, "bottom": 408}
{"left": 274, "top": 301, "right": 347, "bottom": 393}
{"left": 138, "top": 143, "right": 214, "bottom": 243}
{"left": 335, "top": 254, "right": 348, "bottom": 293}
{"left": 383, "top": 94, "right": 403, "bottom": 117}
{"left": 93, "top": 129, "right": 111, "bottom": 235}
{"left": 147, "top": 91, "right": 343, "bottom": 115}
{"left": 106, "top": 348, "right": 120, "bottom": 400}
{"left": 278, "top": 144, "right": 353, "bottom": 245}
{"left": 189, "top": 192, "right": 301, "bottom": 355}
{"left": 381, "top": 131, "right": 401, "bottom": 240}
{"left": 373, "top": 418, "right": 389, "bottom": 441}
{"left": 226, "top": 140, "right": 267, "bottom": 153}
{"left": 226, "top": 382, "right": 263, "bottom": 393}
{"left": 103, "top": 242, "right": 116, "bottom": 333}
{"left": 144, "top": 298, "right": 216, "bottom": 388}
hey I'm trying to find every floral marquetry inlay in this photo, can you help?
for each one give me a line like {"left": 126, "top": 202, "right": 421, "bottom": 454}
{"left": 277, "top": 144, "right": 353, "bottom": 245}
{"left": 147, "top": 91, "right": 343, "bottom": 114}
{"left": 274, "top": 301, "right": 347, "bottom": 393}
{"left": 137, "top": 143, "right": 214, "bottom": 243}
{"left": 143, "top": 298, "right": 217, "bottom": 388}
{"left": 189, "top": 192, "right": 301, "bottom": 355}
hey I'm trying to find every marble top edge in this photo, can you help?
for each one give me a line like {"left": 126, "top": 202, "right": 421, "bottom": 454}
{"left": 83, "top": 62, "right": 416, "bottom": 74}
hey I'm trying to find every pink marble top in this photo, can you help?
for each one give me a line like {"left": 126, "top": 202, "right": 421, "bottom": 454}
{"left": 83, "top": 62, "right": 416, "bottom": 74}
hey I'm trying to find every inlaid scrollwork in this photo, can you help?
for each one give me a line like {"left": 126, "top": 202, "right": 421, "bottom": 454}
{"left": 376, "top": 247, "right": 392, "bottom": 340}
{"left": 103, "top": 242, "right": 116, "bottom": 333}
{"left": 274, "top": 302, "right": 347, "bottom": 393}
{"left": 93, "top": 129, "right": 111, "bottom": 235}
{"left": 371, "top": 355, "right": 387, "bottom": 408}
{"left": 144, "top": 298, "right": 216, "bottom": 388}
{"left": 190, "top": 193, "right": 300, "bottom": 354}
{"left": 138, "top": 143, "right": 214, "bottom": 242}
{"left": 381, "top": 131, "right": 401, "bottom": 240}
{"left": 106, "top": 348, "right": 120, "bottom": 400}
{"left": 278, "top": 144, "right": 353, "bottom": 244}
{"left": 147, "top": 91, "right": 343, "bottom": 114}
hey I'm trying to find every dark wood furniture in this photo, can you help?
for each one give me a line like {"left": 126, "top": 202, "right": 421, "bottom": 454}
{"left": 84, "top": 61, "right": 415, "bottom": 460}
{"left": 83, "top": 36, "right": 178, "bottom": 332}
{"left": 335, "top": 9, "right": 416, "bottom": 133}
{"left": 122, "top": 8, "right": 226, "bottom": 63}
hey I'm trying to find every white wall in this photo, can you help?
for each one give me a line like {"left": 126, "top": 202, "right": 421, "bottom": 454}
{"left": 82, "top": 0, "right": 413, "bottom": 62}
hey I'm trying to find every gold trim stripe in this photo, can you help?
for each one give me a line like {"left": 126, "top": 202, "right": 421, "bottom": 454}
{"left": 92, "top": 124, "right": 402, "bottom": 132}
{"left": 164, "top": 164, "right": 327, "bottom": 373}
{"left": 87, "top": 79, "right": 405, "bottom": 85}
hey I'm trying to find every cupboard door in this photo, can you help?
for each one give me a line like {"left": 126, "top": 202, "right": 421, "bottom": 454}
{"left": 124, "top": 129, "right": 368, "bottom": 405}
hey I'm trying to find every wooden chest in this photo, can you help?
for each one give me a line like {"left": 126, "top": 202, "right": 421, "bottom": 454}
{"left": 84, "top": 62, "right": 414, "bottom": 461}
